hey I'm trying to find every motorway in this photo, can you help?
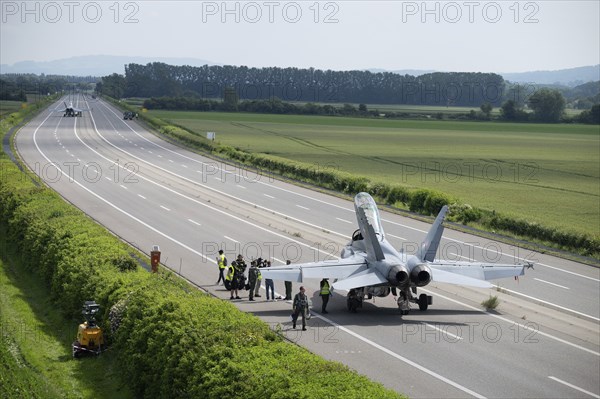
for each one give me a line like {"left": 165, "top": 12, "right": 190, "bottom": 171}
{"left": 15, "top": 95, "right": 600, "bottom": 398}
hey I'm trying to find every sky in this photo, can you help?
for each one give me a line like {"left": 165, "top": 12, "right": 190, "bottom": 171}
{"left": 1, "top": 0, "right": 599, "bottom": 73}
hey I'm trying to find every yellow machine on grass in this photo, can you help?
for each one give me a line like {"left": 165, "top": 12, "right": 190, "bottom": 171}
{"left": 72, "top": 301, "right": 105, "bottom": 358}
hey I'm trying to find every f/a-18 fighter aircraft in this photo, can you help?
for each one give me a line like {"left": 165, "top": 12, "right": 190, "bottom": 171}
{"left": 55, "top": 101, "right": 87, "bottom": 117}
{"left": 261, "top": 192, "right": 533, "bottom": 314}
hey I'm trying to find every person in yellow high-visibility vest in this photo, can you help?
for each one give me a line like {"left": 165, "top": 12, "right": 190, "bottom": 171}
{"left": 319, "top": 278, "right": 331, "bottom": 314}
{"left": 226, "top": 261, "right": 241, "bottom": 300}
{"left": 216, "top": 250, "right": 227, "bottom": 285}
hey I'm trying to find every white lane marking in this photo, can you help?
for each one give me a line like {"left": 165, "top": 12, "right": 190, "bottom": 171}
{"left": 387, "top": 233, "right": 406, "bottom": 240}
{"left": 160, "top": 205, "right": 170, "bottom": 211}
{"left": 264, "top": 194, "right": 275, "bottom": 199}
{"left": 197, "top": 170, "right": 203, "bottom": 174}
{"left": 120, "top": 185, "right": 127, "bottom": 190}
{"left": 168, "top": 159, "right": 174, "bottom": 163}
{"left": 31, "top": 119, "right": 214, "bottom": 267}
{"left": 314, "top": 313, "right": 485, "bottom": 399}
{"left": 181, "top": 164, "right": 188, "bottom": 168}
{"left": 237, "top": 185, "right": 246, "bottom": 189}
{"left": 532, "top": 262, "right": 599, "bottom": 283}
{"left": 423, "top": 323, "right": 463, "bottom": 341}
{"left": 498, "top": 287, "right": 598, "bottom": 322}
{"left": 534, "top": 278, "right": 570, "bottom": 290}
{"left": 296, "top": 205, "right": 310, "bottom": 210}
{"left": 214, "top": 177, "right": 223, "bottom": 182}
{"left": 138, "top": 194, "right": 146, "bottom": 200}
{"left": 104, "top": 176, "right": 112, "bottom": 181}
{"left": 548, "top": 376, "right": 600, "bottom": 399}
{"left": 336, "top": 218, "right": 352, "bottom": 224}
{"left": 188, "top": 219, "right": 201, "bottom": 226}
{"left": 148, "top": 150, "right": 153, "bottom": 154}
{"left": 422, "top": 288, "right": 600, "bottom": 356}
{"left": 224, "top": 235, "right": 239, "bottom": 243}
{"left": 157, "top": 154, "right": 162, "bottom": 158}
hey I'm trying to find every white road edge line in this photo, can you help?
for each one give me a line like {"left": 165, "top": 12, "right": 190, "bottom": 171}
{"left": 548, "top": 376, "right": 600, "bottom": 399}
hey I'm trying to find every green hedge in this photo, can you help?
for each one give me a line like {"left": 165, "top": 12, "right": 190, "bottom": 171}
{"left": 1, "top": 110, "right": 404, "bottom": 398}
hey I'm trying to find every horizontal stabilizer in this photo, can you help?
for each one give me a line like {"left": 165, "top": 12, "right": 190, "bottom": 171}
{"left": 332, "top": 268, "right": 388, "bottom": 291}
{"left": 431, "top": 268, "right": 493, "bottom": 288}
{"left": 430, "top": 261, "right": 526, "bottom": 281}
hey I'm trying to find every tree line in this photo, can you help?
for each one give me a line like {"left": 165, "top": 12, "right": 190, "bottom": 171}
{"left": 115, "top": 62, "right": 507, "bottom": 106}
{"left": 0, "top": 73, "right": 98, "bottom": 100}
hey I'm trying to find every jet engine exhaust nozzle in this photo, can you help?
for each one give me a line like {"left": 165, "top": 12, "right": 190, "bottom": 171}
{"left": 410, "top": 264, "right": 432, "bottom": 287}
{"left": 388, "top": 265, "right": 410, "bottom": 287}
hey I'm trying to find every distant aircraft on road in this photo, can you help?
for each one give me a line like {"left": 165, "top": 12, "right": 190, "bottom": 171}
{"left": 261, "top": 192, "right": 533, "bottom": 314}
{"left": 55, "top": 101, "right": 87, "bottom": 117}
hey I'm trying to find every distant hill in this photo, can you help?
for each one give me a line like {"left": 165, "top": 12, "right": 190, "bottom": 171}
{"left": 368, "top": 65, "right": 599, "bottom": 86}
{"left": 502, "top": 65, "right": 600, "bottom": 87}
{"left": 0, "top": 55, "right": 218, "bottom": 77}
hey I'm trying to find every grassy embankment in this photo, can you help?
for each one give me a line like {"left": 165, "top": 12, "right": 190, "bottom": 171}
{"left": 0, "top": 248, "right": 133, "bottom": 399}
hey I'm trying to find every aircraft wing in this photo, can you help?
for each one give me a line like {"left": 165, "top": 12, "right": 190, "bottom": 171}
{"left": 259, "top": 255, "right": 367, "bottom": 283}
{"left": 331, "top": 268, "right": 388, "bottom": 290}
{"left": 429, "top": 261, "right": 529, "bottom": 288}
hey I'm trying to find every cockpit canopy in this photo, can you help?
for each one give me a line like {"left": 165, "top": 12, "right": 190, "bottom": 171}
{"left": 354, "top": 192, "right": 385, "bottom": 240}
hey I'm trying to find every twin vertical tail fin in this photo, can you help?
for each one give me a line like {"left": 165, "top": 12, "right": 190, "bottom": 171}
{"left": 417, "top": 206, "right": 449, "bottom": 262}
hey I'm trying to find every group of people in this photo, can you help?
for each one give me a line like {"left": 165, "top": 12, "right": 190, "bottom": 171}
{"left": 216, "top": 251, "right": 333, "bottom": 330}
{"left": 216, "top": 251, "right": 291, "bottom": 301}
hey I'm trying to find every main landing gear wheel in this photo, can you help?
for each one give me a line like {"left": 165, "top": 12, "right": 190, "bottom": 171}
{"left": 418, "top": 294, "right": 429, "bottom": 311}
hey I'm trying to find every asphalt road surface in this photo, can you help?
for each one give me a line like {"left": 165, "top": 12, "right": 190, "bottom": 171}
{"left": 15, "top": 96, "right": 600, "bottom": 398}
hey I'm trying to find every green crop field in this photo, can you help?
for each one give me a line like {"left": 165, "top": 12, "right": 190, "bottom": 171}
{"left": 148, "top": 110, "right": 600, "bottom": 238}
{"left": 0, "top": 101, "right": 24, "bottom": 118}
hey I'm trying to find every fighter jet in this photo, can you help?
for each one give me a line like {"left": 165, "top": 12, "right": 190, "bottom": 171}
{"left": 260, "top": 192, "right": 532, "bottom": 314}
{"left": 55, "top": 101, "right": 86, "bottom": 117}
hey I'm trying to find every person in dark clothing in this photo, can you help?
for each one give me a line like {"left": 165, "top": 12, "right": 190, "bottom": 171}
{"left": 247, "top": 260, "right": 259, "bottom": 301}
{"left": 292, "top": 286, "right": 309, "bottom": 330}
